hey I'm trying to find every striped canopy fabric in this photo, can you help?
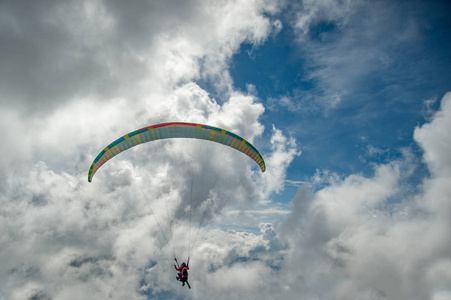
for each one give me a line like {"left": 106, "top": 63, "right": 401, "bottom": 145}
{"left": 88, "top": 122, "right": 266, "bottom": 182}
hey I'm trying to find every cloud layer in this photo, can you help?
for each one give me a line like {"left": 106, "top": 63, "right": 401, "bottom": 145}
{"left": 1, "top": 0, "right": 450, "bottom": 299}
{"left": 0, "top": 1, "right": 292, "bottom": 299}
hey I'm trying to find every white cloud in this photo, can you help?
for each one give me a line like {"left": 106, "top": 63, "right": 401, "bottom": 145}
{"left": 0, "top": 0, "right": 280, "bottom": 113}
{"left": 365, "top": 144, "right": 388, "bottom": 158}
{"left": 277, "top": 92, "right": 451, "bottom": 299}
{"left": 1, "top": 0, "right": 450, "bottom": 299}
{"left": 421, "top": 97, "right": 439, "bottom": 120}
{"left": 294, "top": 0, "right": 356, "bottom": 36}
{"left": 286, "top": 0, "right": 424, "bottom": 112}
{"left": 0, "top": 0, "right": 288, "bottom": 299}
{"left": 262, "top": 125, "right": 301, "bottom": 195}
{"left": 414, "top": 92, "right": 451, "bottom": 178}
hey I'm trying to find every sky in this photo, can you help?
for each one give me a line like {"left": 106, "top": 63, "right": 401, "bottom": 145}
{"left": 1, "top": 0, "right": 450, "bottom": 299}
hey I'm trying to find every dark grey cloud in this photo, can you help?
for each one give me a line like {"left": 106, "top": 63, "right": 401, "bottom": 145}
{"left": 0, "top": 0, "right": 279, "bottom": 116}
{"left": 0, "top": 0, "right": 113, "bottom": 113}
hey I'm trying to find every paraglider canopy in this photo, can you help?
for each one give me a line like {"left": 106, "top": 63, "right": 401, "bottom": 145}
{"left": 88, "top": 122, "right": 266, "bottom": 183}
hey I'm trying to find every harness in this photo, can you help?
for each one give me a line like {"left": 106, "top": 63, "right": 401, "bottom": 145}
{"left": 181, "top": 266, "right": 188, "bottom": 278}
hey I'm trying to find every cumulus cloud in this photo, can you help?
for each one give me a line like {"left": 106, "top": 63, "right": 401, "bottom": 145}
{"left": 0, "top": 0, "right": 281, "bottom": 114}
{"left": 262, "top": 125, "right": 301, "bottom": 195}
{"left": 276, "top": 92, "right": 451, "bottom": 300}
{"left": 0, "top": 1, "right": 292, "bottom": 299}
{"left": 1, "top": 0, "right": 450, "bottom": 299}
{"left": 414, "top": 93, "right": 451, "bottom": 178}
{"left": 83, "top": 91, "right": 449, "bottom": 300}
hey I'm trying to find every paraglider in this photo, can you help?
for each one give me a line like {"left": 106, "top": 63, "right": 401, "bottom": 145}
{"left": 88, "top": 122, "right": 266, "bottom": 183}
{"left": 87, "top": 122, "right": 266, "bottom": 289}
{"left": 174, "top": 258, "right": 190, "bottom": 288}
